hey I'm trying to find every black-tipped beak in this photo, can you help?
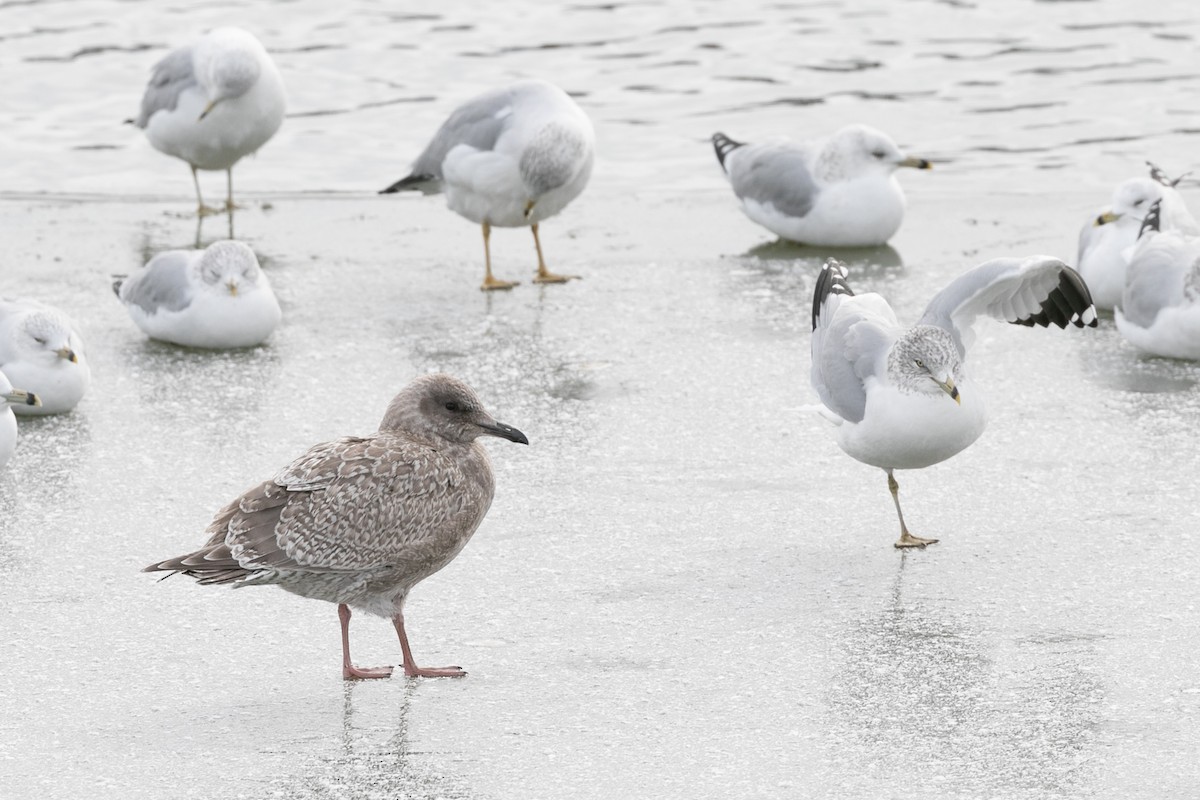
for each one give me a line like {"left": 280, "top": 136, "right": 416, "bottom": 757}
{"left": 900, "top": 156, "right": 932, "bottom": 170}
{"left": 3, "top": 389, "right": 39, "bottom": 407}
{"left": 480, "top": 420, "right": 529, "bottom": 445}
{"left": 56, "top": 346, "right": 78, "bottom": 363}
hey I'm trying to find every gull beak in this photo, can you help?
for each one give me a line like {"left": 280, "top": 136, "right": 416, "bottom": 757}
{"left": 934, "top": 375, "right": 961, "bottom": 405}
{"left": 1094, "top": 211, "right": 1120, "bottom": 226}
{"left": 523, "top": 200, "right": 536, "bottom": 220}
{"left": 899, "top": 156, "right": 932, "bottom": 170}
{"left": 227, "top": 281, "right": 239, "bottom": 297}
{"left": 55, "top": 346, "right": 78, "bottom": 363}
{"left": 478, "top": 418, "right": 529, "bottom": 445}
{"left": 3, "top": 389, "right": 40, "bottom": 407}
{"left": 199, "top": 99, "right": 219, "bottom": 121}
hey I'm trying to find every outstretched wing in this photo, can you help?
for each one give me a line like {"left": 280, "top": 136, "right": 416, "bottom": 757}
{"left": 144, "top": 435, "right": 492, "bottom": 583}
{"left": 810, "top": 260, "right": 900, "bottom": 424}
{"left": 918, "top": 255, "right": 1097, "bottom": 358}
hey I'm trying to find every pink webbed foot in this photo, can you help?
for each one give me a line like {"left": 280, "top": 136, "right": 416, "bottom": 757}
{"left": 404, "top": 664, "right": 467, "bottom": 679}
{"left": 343, "top": 664, "right": 395, "bottom": 680}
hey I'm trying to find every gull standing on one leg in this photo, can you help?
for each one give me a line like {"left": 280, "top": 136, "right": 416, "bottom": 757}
{"left": 133, "top": 27, "right": 286, "bottom": 216}
{"left": 810, "top": 257, "right": 1096, "bottom": 548}
{"left": 380, "top": 80, "right": 594, "bottom": 291}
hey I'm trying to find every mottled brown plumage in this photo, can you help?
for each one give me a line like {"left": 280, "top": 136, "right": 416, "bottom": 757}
{"left": 145, "top": 374, "right": 528, "bottom": 679}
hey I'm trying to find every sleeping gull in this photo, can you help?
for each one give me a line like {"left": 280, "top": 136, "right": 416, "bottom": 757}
{"left": 810, "top": 257, "right": 1096, "bottom": 548}
{"left": 133, "top": 27, "right": 286, "bottom": 216}
{"left": 1, "top": 370, "right": 40, "bottom": 471}
{"left": 114, "top": 240, "right": 282, "bottom": 349}
{"left": 144, "top": 374, "right": 529, "bottom": 679}
{"left": 1076, "top": 164, "right": 1196, "bottom": 311}
{"left": 0, "top": 297, "right": 90, "bottom": 416}
{"left": 380, "top": 79, "right": 595, "bottom": 291}
{"left": 1115, "top": 199, "right": 1200, "bottom": 360}
{"left": 711, "top": 124, "right": 930, "bottom": 247}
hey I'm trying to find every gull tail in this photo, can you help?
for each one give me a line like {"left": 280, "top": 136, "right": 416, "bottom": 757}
{"left": 811, "top": 259, "right": 854, "bottom": 331}
{"left": 379, "top": 173, "right": 438, "bottom": 194}
{"left": 111, "top": 276, "right": 126, "bottom": 297}
{"left": 1138, "top": 198, "right": 1163, "bottom": 240}
{"left": 711, "top": 133, "right": 744, "bottom": 173}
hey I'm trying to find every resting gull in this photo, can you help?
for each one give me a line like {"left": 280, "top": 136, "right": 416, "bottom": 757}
{"left": 145, "top": 374, "right": 528, "bottom": 679}
{"left": 1, "top": 370, "right": 40, "bottom": 471}
{"left": 0, "top": 297, "right": 90, "bottom": 416}
{"left": 133, "top": 27, "right": 286, "bottom": 216}
{"left": 1076, "top": 164, "right": 1196, "bottom": 311}
{"left": 711, "top": 124, "right": 931, "bottom": 247}
{"left": 380, "top": 79, "right": 595, "bottom": 291}
{"left": 810, "top": 257, "right": 1096, "bottom": 548}
{"left": 1115, "top": 199, "right": 1200, "bottom": 360}
{"left": 114, "top": 240, "right": 282, "bottom": 349}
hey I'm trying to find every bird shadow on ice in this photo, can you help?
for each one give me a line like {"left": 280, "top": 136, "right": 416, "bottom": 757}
{"left": 275, "top": 681, "right": 474, "bottom": 799}
{"left": 822, "top": 554, "right": 1098, "bottom": 796}
{"left": 1073, "top": 320, "right": 1198, "bottom": 397}
{"left": 741, "top": 239, "right": 904, "bottom": 271}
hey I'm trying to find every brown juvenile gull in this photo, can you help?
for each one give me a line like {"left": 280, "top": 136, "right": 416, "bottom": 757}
{"left": 144, "top": 374, "right": 528, "bottom": 679}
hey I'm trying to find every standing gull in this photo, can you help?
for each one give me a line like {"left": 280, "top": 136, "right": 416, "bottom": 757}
{"left": 114, "top": 240, "right": 282, "bottom": 349}
{"left": 145, "top": 374, "right": 528, "bottom": 679}
{"left": 380, "top": 79, "right": 595, "bottom": 291}
{"left": 1, "top": 370, "right": 40, "bottom": 471}
{"left": 133, "top": 27, "right": 286, "bottom": 216}
{"left": 1076, "top": 165, "right": 1196, "bottom": 311}
{"left": 711, "top": 124, "right": 931, "bottom": 247}
{"left": 810, "top": 257, "right": 1096, "bottom": 548}
{"left": 0, "top": 297, "right": 90, "bottom": 416}
{"left": 1115, "top": 200, "right": 1200, "bottom": 360}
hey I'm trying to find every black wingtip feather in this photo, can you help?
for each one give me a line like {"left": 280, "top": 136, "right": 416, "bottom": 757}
{"left": 379, "top": 173, "right": 434, "bottom": 194}
{"left": 711, "top": 132, "right": 744, "bottom": 172}
{"left": 1138, "top": 198, "right": 1162, "bottom": 240}
{"left": 1008, "top": 265, "right": 1098, "bottom": 331}
{"left": 812, "top": 259, "right": 853, "bottom": 331}
{"left": 111, "top": 276, "right": 125, "bottom": 297}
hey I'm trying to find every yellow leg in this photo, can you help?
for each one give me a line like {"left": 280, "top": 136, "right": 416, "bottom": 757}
{"left": 480, "top": 222, "right": 519, "bottom": 291}
{"left": 888, "top": 470, "right": 939, "bottom": 549}
{"left": 191, "top": 166, "right": 222, "bottom": 217}
{"left": 531, "top": 223, "right": 579, "bottom": 284}
{"left": 224, "top": 168, "right": 244, "bottom": 213}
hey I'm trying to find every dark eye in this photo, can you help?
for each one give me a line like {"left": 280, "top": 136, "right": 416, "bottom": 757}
{"left": 872, "top": 150, "right": 887, "bottom": 159}
{"left": 1134, "top": 199, "right": 1144, "bottom": 207}
{"left": 33, "top": 336, "right": 47, "bottom": 345}
{"left": 444, "top": 401, "right": 461, "bottom": 412}
{"left": 914, "top": 358, "right": 925, "bottom": 368}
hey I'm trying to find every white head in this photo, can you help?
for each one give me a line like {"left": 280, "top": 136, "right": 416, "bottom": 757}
{"left": 10, "top": 307, "right": 83, "bottom": 368}
{"left": 815, "top": 124, "right": 932, "bottom": 182}
{"left": 889, "top": 326, "right": 963, "bottom": 404}
{"left": 195, "top": 28, "right": 265, "bottom": 118}
{"left": 195, "top": 240, "right": 264, "bottom": 297}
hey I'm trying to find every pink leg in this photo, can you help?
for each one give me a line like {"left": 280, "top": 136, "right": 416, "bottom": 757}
{"left": 392, "top": 611, "right": 466, "bottom": 678}
{"left": 339, "top": 604, "right": 394, "bottom": 680}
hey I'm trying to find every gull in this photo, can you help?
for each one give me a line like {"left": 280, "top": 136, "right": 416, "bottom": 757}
{"left": 711, "top": 124, "right": 930, "bottom": 247}
{"left": 380, "top": 79, "right": 595, "bottom": 291}
{"left": 114, "top": 240, "right": 282, "bottom": 349}
{"left": 1, "top": 370, "right": 40, "bottom": 471}
{"left": 1116, "top": 199, "right": 1200, "bottom": 360}
{"left": 1076, "top": 164, "right": 1197, "bottom": 311}
{"left": 810, "top": 256, "right": 1096, "bottom": 548}
{"left": 144, "top": 374, "right": 529, "bottom": 680}
{"left": 0, "top": 298, "right": 90, "bottom": 416}
{"left": 133, "top": 27, "right": 286, "bottom": 216}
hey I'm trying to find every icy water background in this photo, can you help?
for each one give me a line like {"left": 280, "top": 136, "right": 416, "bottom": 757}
{"left": 3, "top": 1, "right": 1200, "bottom": 798}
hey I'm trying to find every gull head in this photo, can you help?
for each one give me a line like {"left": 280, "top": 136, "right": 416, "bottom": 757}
{"left": 196, "top": 240, "right": 263, "bottom": 298}
{"left": 818, "top": 124, "right": 931, "bottom": 182}
{"left": 381, "top": 374, "right": 530, "bottom": 446}
{"left": 13, "top": 309, "right": 82, "bottom": 366}
{"left": 1096, "top": 177, "right": 1164, "bottom": 227}
{"left": 889, "top": 326, "right": 962, "bottom": 405}
{"left": 196, "top": 30, "right": 264, "bottom": 119}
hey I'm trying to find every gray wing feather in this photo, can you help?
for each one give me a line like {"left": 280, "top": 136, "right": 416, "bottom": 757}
{"left": 812, "top": 292, "right": 897, "bottom": 424}
{"left": 120, "top": 251, "right": 194, "bottom": 313}
{"left": 136, "top": 46, "right": 197, "bottom": 128}
{"left": 919, "top": 255, "right": 1097, "bottom": 358}
{"left": 409, "top": 86, "right": 517, "bottom": 178}
{"left": 729, "top": 141, "right": 819, "bottom": 219}
{"left": 1122, "top": 232, "right": 1195, "bottom": 328}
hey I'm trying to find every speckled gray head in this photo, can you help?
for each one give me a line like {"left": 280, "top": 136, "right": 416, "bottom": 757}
{"left": 816, "top": 124, "right": 932, "bottom": 181}
{"left": 197, "top": 240, "right": 262, "bottom": 293}
{"left": 381, "top": 374, "right": 529, "bottom": 446}
{"left": 888, "top": 325, "right": 962, "bottom": 403}
{"left": 195, "top": 28, "right": 264, "bottom": 118}
{"left": 16, "top": 308, "right": 80, "bottom": 364}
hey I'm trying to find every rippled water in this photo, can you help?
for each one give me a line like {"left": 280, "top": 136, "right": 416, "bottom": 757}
{"left": 3, "top": 2, "right": 1200, "bottom": 799}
